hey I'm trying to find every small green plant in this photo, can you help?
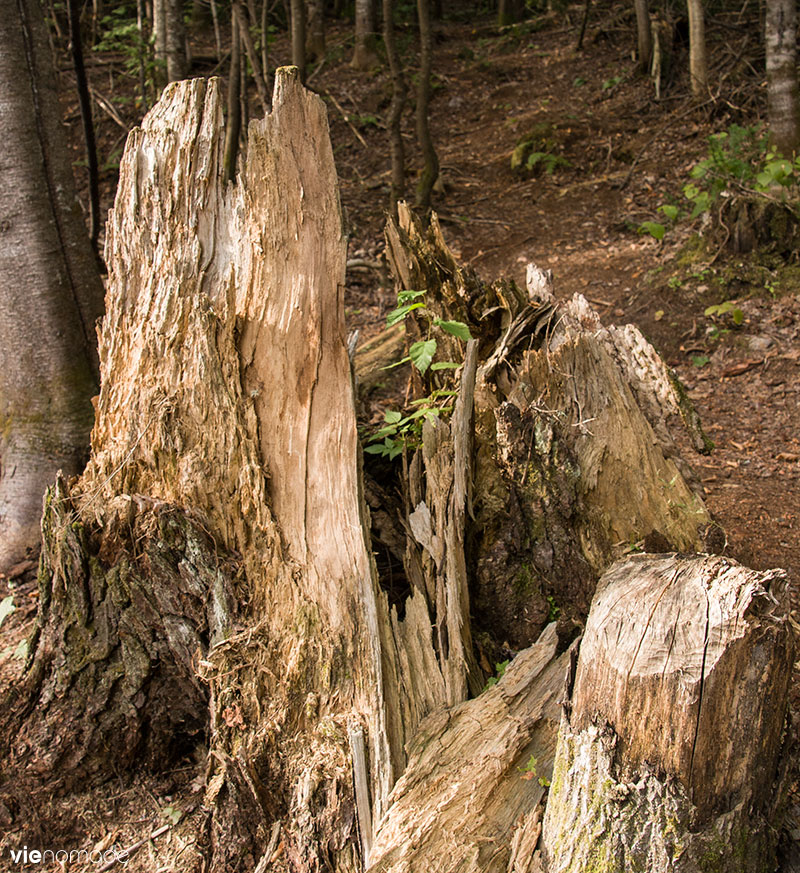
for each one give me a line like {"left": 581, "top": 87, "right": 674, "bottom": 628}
{"left": 546, "top": 595, "right": 560, "bottom": 622}
{"left": 364, "top": 290, "right": 472, "bottom": 459}
{"left": 519, "top": 755, "right": 550, "bottom": 787}
{"left": 691, "top": 354, "right": 710, "bottom": 368}
{"left": 602, "top": 75, "right": 622, "bottom": 90}
{"left": 511, "top": 123, "right": 569, "bottom": 176}
{"left": 484, "top": 659, "right": 510, "bottom": 690}
{"left": 704, "top": 300, "right": 743, "bottom": 325}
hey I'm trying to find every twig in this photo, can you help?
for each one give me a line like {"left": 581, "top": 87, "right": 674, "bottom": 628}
{"left": 88, "top": 87, "right": 129, "bottom": 131}
{"left": 97, "top": 824, "right": 172, "bottom": 871}
{"left": 324, "top": 91, "right": 368, "bottom": 148}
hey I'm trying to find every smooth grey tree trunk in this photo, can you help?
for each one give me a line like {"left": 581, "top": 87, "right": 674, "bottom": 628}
{"left": 766, "top": 0, "right": 799, "bottom": 155}
{"left": 351, "top": 0, "right": 378, "bottom": 69}
{"left": 686, "top": 0, "right": 708, "bottom": 96}
{"left": 0, "top": 0, "right": 104, "bottom": 573}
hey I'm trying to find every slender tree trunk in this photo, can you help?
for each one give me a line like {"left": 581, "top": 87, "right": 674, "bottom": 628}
{"left": 634, "top": 0, "right": 651, "bottom": 72}
{"left": 766, "top": 0, "right": 799, "bottom": 155}
{"left": 307, "top": 0, "right": 325, "bottom": 61}
{"left": 415, "top": 0, "right": 439, "bottom": 215}
{"left": 154, "top": 0, "right": 188, "bottom": 83}
{"left": 290, "top": 0, "right": 307, "bottom": 81}
{"left": 686, "top": 0, "right": 708, "bottom": 96}
{"left": 498, "top": 0, "right": 523, "bottom": 26}
{"left": 67, "top": 0, "right": 101, "bottom": 255}
{"left": 232, "top": 0, "right": 271, "bottom": 112}
{"left": 136, "top": 0, "right": 150, "bottom": 108}
{"left": 383, "top": 0, "right": 406, "bottom": 216}
{"left": 351, "top": 0, "right": 378, "bottom": 69}
{"left": 0, "top": 0, "right": 104, "bottom": 573}
{"left": 224, "top": 17, "right": 241, "bottom": 182}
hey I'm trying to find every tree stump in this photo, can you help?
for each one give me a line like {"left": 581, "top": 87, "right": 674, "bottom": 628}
{"left": 540, "top": 553, "right": 794, "bottom": 873}
{"left": 2, "top": 67, "right": 792, "bottom": 873}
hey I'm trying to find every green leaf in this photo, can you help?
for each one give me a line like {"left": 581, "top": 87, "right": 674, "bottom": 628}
{"left": 659, "top": 204, "right": 679, "bottom": 222}
{"left": 384, "top": 410, "right": 402, "bottom": 424}
{"left": 386, "top": 302, "right": 425, "bottom": 327}
{"left": 732, "top": 308, "right": 744, "bottom": 325}
{"left": 0, "top": 595, "right": 15, "bottom": 631}
{"left": 364, "top": 444, "right": 387, "bottom": 454}
{"left": 433, "top": 318, "right": 473, "bottom": 340}
{"left": 691, "top": 355, "right": 710, "bottom": 368}
{"left": 430, "top": 361, "right": 460, "bottom": 371}
{"left": 397, "top": 289, "right": 427, "bottom": 304}
{"left": 409, "top": 339, "right": 437, "bottom": 374}
{"left": 638, "top": 221, "right": 665, "bottom": 241}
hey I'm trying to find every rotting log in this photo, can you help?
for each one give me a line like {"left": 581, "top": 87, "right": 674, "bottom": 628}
{"left": 539, "top": 553, "right": 794, "bottom": 873}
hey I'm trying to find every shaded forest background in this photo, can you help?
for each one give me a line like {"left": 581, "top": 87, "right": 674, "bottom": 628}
{"left": 1, "top": 0, "right": 800, "bottom": 867}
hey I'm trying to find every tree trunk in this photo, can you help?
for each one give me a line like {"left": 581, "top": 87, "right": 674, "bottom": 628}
{"left": 0, "top": 0, "right": 104, "bottom": 574}
{"left": 415, "top": 0, "right": 439, "bottom": 215}
{"left": 383, "top": 0, "right": 407, "bottom": 217}
{"left": 766, "top": 0, "right": 799, "bottom": 155}
{"left": 686, "top": 0, "right": 708, "bottom": 97}
{"left": 540, "top": 554, "right": 793, "bottom": 872}
{"left": 154, "top": 0, "right": 188, "bottom": 84}
{"left": 307, "top": 0, "right": 326, "bottom": 61}
{"left": 633, "top": 0, "right": 651, "bottom": 72}
{"left": 224, "top": 15, "right": 242, "bottom": 182}
{"left": 290, "top": 0, "right": 307, "bottom": 81}
{"left": 2, "top": 73, "right": 791, "bottom": 873}
{"left": 351, "top": 0, "right": 379, "bottom": 70}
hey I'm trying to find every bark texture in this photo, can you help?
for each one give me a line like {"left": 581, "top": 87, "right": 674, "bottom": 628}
{"left": 0, "top": 0, "right": 104, "bottom": 573}
{"left": 351, "top": 0, "right": 378, "bottom": 69}
{"left": 541, "top": 554, "right": 793, "bottom": 873}
{"left": 766, "top": 0, "right": 799, "bottom": 155}
{"left": 686, "top": 0, "right": 708, "bottom": 96}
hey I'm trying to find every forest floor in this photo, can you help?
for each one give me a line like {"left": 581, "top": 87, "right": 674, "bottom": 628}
{"left": 1, "top": 2, "right": 799, "bottom": 869}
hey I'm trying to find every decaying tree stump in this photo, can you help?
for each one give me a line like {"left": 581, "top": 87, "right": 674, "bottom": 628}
{"left": 1, "top": 70, "right": 794, "bottom": 873}
{"left": 540, "top": 553, "right": 793, "bottom": 873}
{"left": 384, "top": 205, "right": 718, "bottom": 653}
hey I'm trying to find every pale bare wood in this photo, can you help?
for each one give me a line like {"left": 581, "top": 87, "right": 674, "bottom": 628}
{"left": 369, "top": 623, "right": 573, "bottom": 873}
{"left": 541, "top": 553, "right": 793, "bottom": 873}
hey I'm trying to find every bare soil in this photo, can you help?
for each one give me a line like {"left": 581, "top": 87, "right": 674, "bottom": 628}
{"left": 2, "top": 2, "right": 799, "bottom": 868}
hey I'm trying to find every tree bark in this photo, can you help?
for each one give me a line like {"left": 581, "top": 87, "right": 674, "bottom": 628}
{"left": 0, "top": 0, "right": 104, "bottom": 574}
{"left": 633, "top": 0, "right": 651, "bottom": 72}
{"left": 766, "top": 0, "right": 799, "bottom": 155}
{"left": 307, "top": 0, "right": 326, "bottom": 61}
{"left": 352, "top": 0, "right": 379, "bottom": 70}
{"left": 290, "top": 0, "right": 307, "bottom": 81}
{"left": 686, "top": 0, "right": 708, "bottom": 97}
{"left": 383, "top": 0, "right": 407, "bottom": 217}
{"left": 415, "top": 0, "right": 439, "bottom": 215}
{"left": 153, "top": 0, "right": 188, "bottom": 84}
{"left": 540, "top": 554, "right": 793, "bottom": 872}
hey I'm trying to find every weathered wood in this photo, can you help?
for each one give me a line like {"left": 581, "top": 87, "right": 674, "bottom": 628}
{"left": 540, "top": 553, "right": 793, "bottom": 873}
{"left": 369, "top": 622, "right": 573, "bottom": 873}
{"left": 384, "top": 205, "right": 716, "bottom": 652}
